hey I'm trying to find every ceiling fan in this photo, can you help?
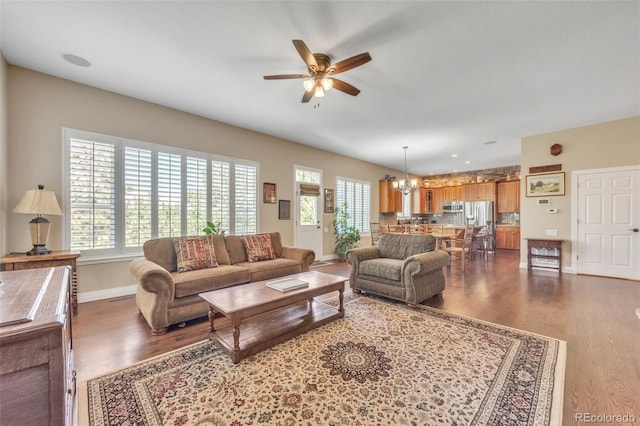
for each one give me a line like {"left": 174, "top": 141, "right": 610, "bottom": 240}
{"left": 263, "top": 40, "right": 372, "bottom": 103}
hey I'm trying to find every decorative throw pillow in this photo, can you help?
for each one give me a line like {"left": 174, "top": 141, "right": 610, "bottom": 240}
{"left": 242, "top": 234, "right": 276, "bottom": 262}
{"left": 173, "top": 235, "right": 218, "bottom": 272}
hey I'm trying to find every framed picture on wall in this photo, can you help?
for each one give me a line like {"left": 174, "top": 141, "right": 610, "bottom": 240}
{"left": 525, "top": 172, "right": 565, "bottom": 197}
{"left": 263, "top": 182, "right": 276, "bottom": 203}
{"left": 324, "top": 189, "right": 334, "bottom": 213}
{"left": 278, "top": 200, "right": 290, "bottom": 220}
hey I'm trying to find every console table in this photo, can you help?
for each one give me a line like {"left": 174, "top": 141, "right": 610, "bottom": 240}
{"left": 525, "top": 238, "right": 564, "bottom": 273}
{"left": 0, "top": 251, "right": 81, "bottom": 314}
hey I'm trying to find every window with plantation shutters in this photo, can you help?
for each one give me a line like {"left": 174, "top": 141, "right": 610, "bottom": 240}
{"left": 63, "top": 128, "right": 258, "bottom": 259}
{"left": 234, "top": 163, "right": 258, "bottom": 235}
{"left": 335, "top": 177, "right": 371, "bottom": 233}
{"left": 68, "top": 136, "right": 117, "bottom": 253}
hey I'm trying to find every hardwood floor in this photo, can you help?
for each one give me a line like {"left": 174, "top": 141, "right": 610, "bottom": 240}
{"left": 73, "top": 250, "right": 640, "bottom": 425}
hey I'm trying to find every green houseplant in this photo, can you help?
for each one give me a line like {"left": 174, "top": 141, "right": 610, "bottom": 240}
{"left": 202, "top": 221, "right": 225, "bottom": 235}
{"left": 333, "top": 202, "right": 360, "bottom": 260}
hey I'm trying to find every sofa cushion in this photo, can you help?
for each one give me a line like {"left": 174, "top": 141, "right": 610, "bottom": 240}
{"left": 173, "top": 235, "right": 219, "bottom": 272}
{"left": 226, "top": 232, "right": 284, "bottom": 264}
{"left": 242, "top": 234, "right": 276, "bottom": 262}
{"left": 360, "top": 258, "right": 403, "bottom": 281}
{"left": 172, "top": 265, "right": 251, "bottom": 298}
{"left": 235, "top": 258, "right": 303, "bottom": 282}
{"left": 378, "top": 233, "right": 436, "bottom": 260}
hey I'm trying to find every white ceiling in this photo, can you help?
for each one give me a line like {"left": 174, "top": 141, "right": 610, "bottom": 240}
{"left": 1, "top": 1, "right": 638, "bottom": 176}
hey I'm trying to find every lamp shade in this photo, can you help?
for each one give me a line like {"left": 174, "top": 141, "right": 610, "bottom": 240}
{"left": 14, "top": 185, "right": 62, "bottom": 216}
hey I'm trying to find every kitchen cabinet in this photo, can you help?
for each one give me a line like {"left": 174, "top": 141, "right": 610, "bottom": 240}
{"left": 496, "top": 226, "right": 521, "bottom": 250}
{"left": 464, "top": 182, "right": 495, "bottom": 201}
{"left": 497, "top": 180, "right": 520, "bottom": 213}
{"left": 411, "top": 187, "right": 426, "bottom": 214}
{"left": 432, "top": 188, "right": 444, "bottom": 214}
{"left": 379, "top": 180, "right": 402, "bottom": 213}
{"left": 443, "top": 186, "right": 464, "bottom": 202}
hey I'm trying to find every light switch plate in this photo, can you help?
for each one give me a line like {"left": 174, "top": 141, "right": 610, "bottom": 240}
{"left": 546, "top": 229, "right": 558, "bottom": 236}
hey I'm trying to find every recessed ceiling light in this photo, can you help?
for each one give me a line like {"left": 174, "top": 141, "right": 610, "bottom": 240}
{"left": 451, "top": 154, "right": 458, "bottom": 158}
{"left": 453, "top": 169, "right": 458, "bottom": 172}
{"left": 61, "top": 53, "right": 91, "bottom": 67}
{"left": 465, "top": 160, "right": 471, "bottom": 164}
{"left": 483, "top": 140, "right": 497, "bottom": 145}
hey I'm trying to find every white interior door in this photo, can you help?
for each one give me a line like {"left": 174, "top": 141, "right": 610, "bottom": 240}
{"left": 294, "top": 167, "right": 323, "bottom": 259}
{"left": 576, "top": 167, "right": 640, "bottom": 280}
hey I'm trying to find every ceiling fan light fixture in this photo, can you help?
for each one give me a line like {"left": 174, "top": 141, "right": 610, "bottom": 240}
{"left": 303, "top": 79, "right": 315, "bottom": 92}
{"left": 314, "top": 85, "right": 325, "bottom": 98}
{"left": 321, "top": 78, "right": 333, "bottom": 91}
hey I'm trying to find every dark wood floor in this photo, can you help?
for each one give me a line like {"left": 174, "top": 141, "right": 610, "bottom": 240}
{"left": 73, "top": 250, "right": 640, "bottom": 425}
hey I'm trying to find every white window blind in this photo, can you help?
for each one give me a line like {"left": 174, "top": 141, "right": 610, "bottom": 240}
{"left": 64, "top": 128, "right": 258, "bottom": 259}
{"left": 336, "top": 177, "right": 371, "bottom": 233}
{"left": 68, "top": 137, "right": 116, "bottom": 252}
{"left": 234, "top": 163, "right": 257, "bottom": 234}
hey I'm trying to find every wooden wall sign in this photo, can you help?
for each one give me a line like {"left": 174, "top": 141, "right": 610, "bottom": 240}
{"left": 529, "top": 164, "right": 562, "bottom": 174}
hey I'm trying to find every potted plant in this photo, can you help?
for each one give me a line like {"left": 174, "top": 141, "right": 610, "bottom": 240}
{"left": 202, "top": 221, "right": 225, "bottom": 235}
{"left": 333, "top": 202, "right": 360, "bottom": 260}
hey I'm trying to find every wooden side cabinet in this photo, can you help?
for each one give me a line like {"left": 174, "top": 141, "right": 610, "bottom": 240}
{"left": 497, "top": 180, "right": 520, "bottom": 213}
{"left": 526, "top": 238, "right": 563, "bottom": 272}
{"left": 0, "top": 267, "right": 75, "bottom": 426}
{"left": 0, "top": 251, "right": 80, "bottom": 315}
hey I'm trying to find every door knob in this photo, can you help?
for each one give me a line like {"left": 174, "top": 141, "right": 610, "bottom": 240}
{"left": 631, "top": 228, "right": 639, "bottom": 233}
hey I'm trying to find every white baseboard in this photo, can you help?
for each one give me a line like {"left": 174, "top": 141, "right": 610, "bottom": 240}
{"left": 518, "top": 262, "right": 576, "bottom": 274}
{"left": 319, "top": 254, "right": 338, "bottom": 261}
{"left": 78, "top": 284, "right": 137, "bottom": 304}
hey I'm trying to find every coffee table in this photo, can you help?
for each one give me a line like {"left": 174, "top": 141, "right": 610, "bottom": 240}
{"left": 199, "top": 270, "right": 346, "bottom": 364}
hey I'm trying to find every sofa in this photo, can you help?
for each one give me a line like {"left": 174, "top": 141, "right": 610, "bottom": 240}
{"left": 130, "top": 232, "right": 315, "bottom": 335}
{"left": 346, "top": 233, "right": 449, "bottom": 307}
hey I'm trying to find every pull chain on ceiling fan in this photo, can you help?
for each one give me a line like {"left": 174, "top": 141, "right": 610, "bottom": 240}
{"left": 263, "top": 39, "right": 371, "bottom": 103}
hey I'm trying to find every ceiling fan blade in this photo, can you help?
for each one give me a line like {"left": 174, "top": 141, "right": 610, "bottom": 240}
{"left": 301, "top": 90, "right": 314, "bottom": 103}
{"left": 263, "top": 74, "right": 309, "bottom": 80}
{"left": 292, "top": 39, "right": 318, "bottom": 70}
{"left": 329, "top": 52, "right": 372, "bottom": 74}
{"left": 331, "top": 78, "right": 361, "bottom": 96}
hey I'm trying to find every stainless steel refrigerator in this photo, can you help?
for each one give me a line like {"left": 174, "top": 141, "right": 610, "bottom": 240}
{"left": 464, "top": 201, "right": 494, "bottom": 231}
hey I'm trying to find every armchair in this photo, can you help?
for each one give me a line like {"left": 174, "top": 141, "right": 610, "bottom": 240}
{"left": 346, "top": 233, "right": 449, "bottom": 307}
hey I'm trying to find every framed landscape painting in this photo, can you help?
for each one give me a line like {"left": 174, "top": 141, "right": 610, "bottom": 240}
{"left": 526, "top": 172, "right": 565, "bottom": 197}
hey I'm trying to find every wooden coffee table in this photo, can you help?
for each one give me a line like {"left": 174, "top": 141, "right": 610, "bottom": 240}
{"left": 199, "top": 270, "right": 346, "bottom": 364}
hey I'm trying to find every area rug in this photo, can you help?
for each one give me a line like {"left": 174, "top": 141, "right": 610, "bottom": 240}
{"left": 85, "top": 295, "right": 565, "bottom": 425}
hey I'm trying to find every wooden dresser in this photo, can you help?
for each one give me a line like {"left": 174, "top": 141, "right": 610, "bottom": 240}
{"left": 0, "top": 267, "right": 75, "bottom": 426}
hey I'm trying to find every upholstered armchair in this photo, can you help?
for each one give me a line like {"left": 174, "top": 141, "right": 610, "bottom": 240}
{"left": 346, "top": 233, "right": 449, "bottom": 307}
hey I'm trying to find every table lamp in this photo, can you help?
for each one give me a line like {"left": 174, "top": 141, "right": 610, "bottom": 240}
{"left": 13, "top": 185, "right": 63, "bottom": 255}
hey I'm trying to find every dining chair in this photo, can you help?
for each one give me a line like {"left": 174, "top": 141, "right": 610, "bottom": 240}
{"left": 388, "top": 224, "right": 406, "bottom": 233}
{"left": 443, "top": 226, "right": 474, "bottom": 272}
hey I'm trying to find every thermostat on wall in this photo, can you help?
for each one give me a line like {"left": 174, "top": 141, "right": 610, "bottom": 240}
{"left": 537, "top": 198, "right": 551, "bottom": 205}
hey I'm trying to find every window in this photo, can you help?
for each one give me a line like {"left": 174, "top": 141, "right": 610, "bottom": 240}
{"left": 64, "top": 128, "right": 258, "bottom": 259}
{"left": 335, "top": 177, "right": 371, "bottom": 233}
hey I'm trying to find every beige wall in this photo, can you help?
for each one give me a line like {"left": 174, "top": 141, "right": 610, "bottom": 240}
{"left": 6, "top": 66, "right": 400, "bottom": 296}
{"left": 0, "top": 54, "right": 8, "bottom": 256}
{"left": 520, "top": 116, "right": 640, "bottom": 269}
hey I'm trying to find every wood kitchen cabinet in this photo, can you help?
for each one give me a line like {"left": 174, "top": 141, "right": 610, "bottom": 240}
{"left": 443, "top": 186, "right": 464, "bottom": 202}
{"left": 379, "top": 180, "right": 402, "bottom": 213}
{"left": 496, "top": 226, "right": 521, "bottom": 250}
{"left": 464, "top": 182, "right": 495, "bottom": 201}
{"left": 0, "top": 267, "right": 75, "bottom": 426}
{"left": 497, "top": 180, "right": 520, "bottom": 213}
{"left": 432, "top": 188, "right": 444, "bottom": 213}
{"left": 411, "top": 188, "right": 432, "bottom": 214}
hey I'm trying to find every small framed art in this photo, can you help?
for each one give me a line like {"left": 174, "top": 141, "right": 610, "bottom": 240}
{"left": 278, "top": 200, "right": 290, "bottom": 220}
{"left": 263, "top": 182, "right": 276, "bottom": 204}
{"left": 525, "top": 172, "right": 565, "bottom": 197}
{"left": 324, "top": 189, "right": 334, "bottom": 213}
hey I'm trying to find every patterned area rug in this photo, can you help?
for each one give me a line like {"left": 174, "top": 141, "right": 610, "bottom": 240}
{"left": 85, "top": 296, "right": 565, "bottom": 425}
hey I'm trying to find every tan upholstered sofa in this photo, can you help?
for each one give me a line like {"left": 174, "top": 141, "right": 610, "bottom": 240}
{"left": 346, "top": 233, "right": 449, "bottom": 306}
{"left": 130, "top": 232, "right": 315, "bottom": 335}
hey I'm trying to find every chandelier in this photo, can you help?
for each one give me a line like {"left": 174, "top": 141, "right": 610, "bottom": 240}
{"left": 392, "top": 146, "right": 418, "bottom": 195}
